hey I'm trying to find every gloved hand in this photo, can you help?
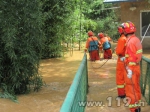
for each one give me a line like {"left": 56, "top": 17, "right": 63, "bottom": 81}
{"left": 120, "top": 57, "right": 125, "bottom": 61}
{"left": 127, "top": 69, "right": 133, "bottom": 79}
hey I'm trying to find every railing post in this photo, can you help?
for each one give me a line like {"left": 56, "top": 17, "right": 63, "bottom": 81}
{"left": 140, "top": 59, "right": 143, "bottom": 94}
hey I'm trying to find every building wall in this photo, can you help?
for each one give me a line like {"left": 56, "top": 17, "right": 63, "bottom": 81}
{"left": 120, "top": 1, "right": 150, "bottom": 49}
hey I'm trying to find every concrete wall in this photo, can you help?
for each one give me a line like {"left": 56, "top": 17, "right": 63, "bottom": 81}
{"left": 120, "top": 1, "right": 150, "bottom": 49}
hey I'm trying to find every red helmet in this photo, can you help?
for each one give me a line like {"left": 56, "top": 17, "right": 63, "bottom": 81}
{"left": 122, "top": 21, "right": 136, "bottom": 34}
{"left": 98, "top": 33, "right": 104, "bottom": 38}
{"left": 118, "top": 23, "right": 124, "bottom": 34}
{"left": 88, "top": 31, "right": 94, "bottom": 36}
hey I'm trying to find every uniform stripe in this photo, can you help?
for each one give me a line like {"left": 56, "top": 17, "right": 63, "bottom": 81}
{"left": 129, "top": 103, "right": 140, "bottom": 108}
{"left": 117, "top": 85, "right": 124, "bottom": 88}
{"left": 125, "top": 54, "right": 129, "bottom": 57}
{"left": 136, "top": 49, "right": 142, "bottom": 54}
{"left": 128, "top": 62, "right": 136, "bottom": 65}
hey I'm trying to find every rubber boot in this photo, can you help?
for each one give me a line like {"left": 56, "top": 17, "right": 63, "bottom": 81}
{"left": 120, "top": 95, "right": 126, "bottom": 98}
{"left": 117, "top": 95, "right": 126, "bottom": 99}
{"left": 135, "top": 107, "right": 141, "bottom": 112}
{"left": 130, "top": 107, "right": 141, "bottom": 112}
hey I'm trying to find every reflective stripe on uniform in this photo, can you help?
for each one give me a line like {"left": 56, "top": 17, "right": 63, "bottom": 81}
{"left": 128, "top": 62, "right": 136, "bottom": 65}
{"left": 117, "top": 85, "right": 124, "bottom": 88}
{"left": 136, "top": 49, "right": 142, "bottom": 54}
{"left": 125, "top": 54, "right": 129, "bottom": 57}
{"left": 129, "top": 103, "right": 141, "bottom": 108}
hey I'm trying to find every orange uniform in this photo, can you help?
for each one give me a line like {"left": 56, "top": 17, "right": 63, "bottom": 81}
{"left": 125, "top": 34, "right": 142, "bottom": 112}
{"left": 85, "top": 36, "right": 101, "bottom": 61}
{"left": 100, "top": 37, "right": 112, "bottom": 59}
{"left": 115, "top": 34, "right": 126, "bottom": 98}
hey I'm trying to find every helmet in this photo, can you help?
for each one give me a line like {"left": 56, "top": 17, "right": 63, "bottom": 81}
{"left": 88, "top": 31, "right": 94, "bottom": 36}
{"left": 118, "top": 23, "right": 124, "bottom": 34}
{"left": 98, "top": 33, "right": 104, "bottom": 38}
{"left": 122, "top": 21, "right": 136, "bottom": 34}
{"left": 118, "top": 26, "right": 124, "bottom": 34}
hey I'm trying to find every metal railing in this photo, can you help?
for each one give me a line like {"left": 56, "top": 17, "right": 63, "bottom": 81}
{"left": 140, "top": 56, "right": 150, "bottom": 105}
{"left": 60, "top": 53, "right": 88, "bottom": 112}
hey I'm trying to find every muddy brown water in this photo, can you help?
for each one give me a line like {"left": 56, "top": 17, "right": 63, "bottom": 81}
{"left": 0, "top": 43, "right": 149, "bottom": 112}
{"left": 0, "top": 50, "right": 83, "bottom": 112}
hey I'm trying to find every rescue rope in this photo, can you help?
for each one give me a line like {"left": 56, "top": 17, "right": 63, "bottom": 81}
{"left": 90, "top": 47, "right": 116, "bottom": 69}
{"left": 141, "top": 23, "right": 150, "bottom": 43}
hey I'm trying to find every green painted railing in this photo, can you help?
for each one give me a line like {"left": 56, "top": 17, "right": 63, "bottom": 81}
{"left": 60, "top": 53, "right": 88, "bottom": 112}
{"left": 140, "top": 56, "right": 150, "bottom": 105}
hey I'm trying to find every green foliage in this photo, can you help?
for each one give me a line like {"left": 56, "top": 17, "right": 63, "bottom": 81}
{"left": 83, "top": 19, "right": 97, "bottom": 32}
{"left": 83, "top": 0, "right": 120, "bottom": 40}
{"left": 41, "top": 0, "right": 77, "bottom": 58}
{"left": 0, "top": 0, "right": 121, "bottom": 101}
{"left": 41, "top": 0, "right": 121, "bottom": 58}
{"left": 0, "top": 0, "right": 44, "bottom": 101}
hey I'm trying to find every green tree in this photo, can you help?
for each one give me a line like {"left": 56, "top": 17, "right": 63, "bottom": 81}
{"left": 0, "top": 0, "right": 44, "bottom": 101}
{"left": 41, "top": 0, "right": 77, "bottom": 58}
{"left": 83, "top": 0, "right": 120, "bottom": 40}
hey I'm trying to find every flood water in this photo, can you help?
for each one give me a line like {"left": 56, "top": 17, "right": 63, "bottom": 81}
{"left": 0, "top": 43, "right": 149, "bottom": 112}
{"left": 0, "top": 50, "right": 83, "bottom": 112}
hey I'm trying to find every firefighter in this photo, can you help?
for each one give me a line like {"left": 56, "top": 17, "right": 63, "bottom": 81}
{"left": 115, "top": 23, "right": 127, "bottom": 99}
{"left": 84, "top": 31, "right": 101, "bottom": 61}
{"left": 122, "top": 21, "right": 142, "bottom": 112}
{"left": 98, "top": 32, "right": 112, "bottom": 59}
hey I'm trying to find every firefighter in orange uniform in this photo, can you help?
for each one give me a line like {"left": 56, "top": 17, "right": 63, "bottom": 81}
{"left": 85, "top": 31, "right": 101, "bottom": 61}
{"left": 98, "top": 33, "right": 112, "bottom": 59}
{"left": 115, "top": 24, "right": 127, "bottom": 98}
{"left": 122, "top": 21, "right": 142, "bottom": 112}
